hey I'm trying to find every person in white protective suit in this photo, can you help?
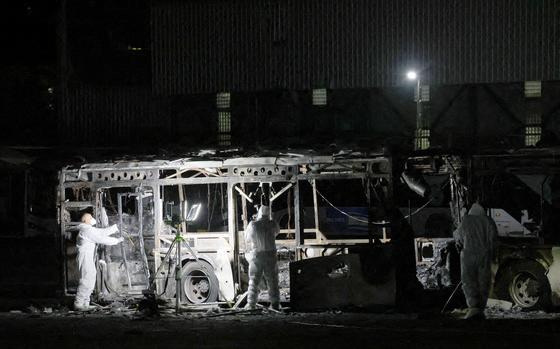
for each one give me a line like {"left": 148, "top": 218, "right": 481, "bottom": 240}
{"left": 245, "top": 205, "right": 280, "bottom": 310}
{"left": 453, "top": 203, "right": 498, "bottom": 319}
{"left": 74, "top": 213, "right": 123, "bottom": 311}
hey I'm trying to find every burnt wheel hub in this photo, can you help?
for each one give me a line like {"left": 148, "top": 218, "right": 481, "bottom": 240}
{"left": 183, "top": 271, "right": 212, "bottom": 303}
{"left": 509, "top": 272, "right": 540, "bottom": 308}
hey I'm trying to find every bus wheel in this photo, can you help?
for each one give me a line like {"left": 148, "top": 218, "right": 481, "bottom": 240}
{"left": 495, "top": 260, "right": 551, "bottom": 311}
{"left": 181, "top": 261, "right": 219, "bottom": 304}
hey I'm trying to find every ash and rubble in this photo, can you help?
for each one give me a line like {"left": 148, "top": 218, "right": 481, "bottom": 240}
{"left": 416, "top": 239, "right": 456, "bottom": 290}
{"left": 256, "top": 248, "right": 292, "bottom": 303}
{"left": 6, "top": 298, "right": 560, "bottom": 321}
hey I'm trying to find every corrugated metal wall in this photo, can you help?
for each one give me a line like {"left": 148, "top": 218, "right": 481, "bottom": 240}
{"left": 58, "top": 84, "right": 222, "bottom": 146}
{"left": 152, "top": 0, "right": 560, "bottom": 94}
{"left": 59, "top": 85, "right": 159, "bottom": 145}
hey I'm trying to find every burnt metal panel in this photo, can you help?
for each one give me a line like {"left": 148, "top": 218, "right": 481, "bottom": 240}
{"left": 290, "top": 252, "right": 396, "bottom": 310}
{"left": 152, "top": 0, "right": 560, "bottom": 94}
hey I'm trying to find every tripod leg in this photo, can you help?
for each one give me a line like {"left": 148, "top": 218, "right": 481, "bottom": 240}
{"left": 149, "top": 238, "right": 176, "bottom": 291}
{"left": 176, "top": 237, "right": 181, "bottom": 313}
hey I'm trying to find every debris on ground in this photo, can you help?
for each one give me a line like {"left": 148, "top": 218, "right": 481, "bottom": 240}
{"left": 2, "top": 310, "right": 560, "bottom": 348}
{"left": 5, "top": 297, "right": 560, "bottom": 323}
{"left": 200, "top": 308, "right": 263, "bottom": 318}
{"left": 486, "top": 298, "right": 513, "bottom": 312}
{"left": 446, "top": 304, "right": 560, "bottom": 320}
{"left": 485, "top": 308, "right": 560, "bottom": 319}
{"left": 109, "top": 301, "right": 126, "bottom": 312}
{"left": 137, "top": 293, "right": 160, "bottom": 318}
{"left": 448, "top": 308, "right": 469, "bottom": 319}
{"left": 277, "top": 252, "right": 291, "bottom": 302}
{"left": 26, "top": 305, "right": 40, "bottom": 314}
{"left": 233, "top": 291, "right": 248, "bottom": 309}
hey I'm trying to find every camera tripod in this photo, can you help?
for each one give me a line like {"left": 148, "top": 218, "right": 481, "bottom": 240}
{"left": 149, "top": 226, "right": 201, "bottom": 314}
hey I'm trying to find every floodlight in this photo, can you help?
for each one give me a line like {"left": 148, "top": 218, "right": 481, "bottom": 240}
{"left": 406, "top": 71, "right": 418, "bottom": 80}
{"left": 186, "top": 203, "right": 202, "bottom": 222}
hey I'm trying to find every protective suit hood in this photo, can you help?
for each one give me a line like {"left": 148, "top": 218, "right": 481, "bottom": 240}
{"left": 468, "top": 203, "right": 486, "bottom": 216}
{"left": 256, "top": 205, "right": 270, "bottom": 220}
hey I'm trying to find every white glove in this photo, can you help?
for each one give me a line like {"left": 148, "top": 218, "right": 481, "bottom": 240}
{"left": 111, "top": 224, "right": 119, "bottom": 233}
{"left": 244, "top": 251, "right": 255, "bottom": 263}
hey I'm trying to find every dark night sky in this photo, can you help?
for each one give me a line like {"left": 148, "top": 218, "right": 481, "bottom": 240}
{"left": 66, "top": 0, "right": 150, "bottom": 85}
{"left": 0, "top": 1, "right": 150, "bottom": 146}
{"left": 2, "top": 1, "right": 57, "bottom": 66}
{"left": 1, "top": 1, "right": 58, "bottom": 145}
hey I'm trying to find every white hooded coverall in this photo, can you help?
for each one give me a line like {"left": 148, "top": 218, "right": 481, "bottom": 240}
{"left": 74, "top": 223, "right": 121, "bottom": 307}
{"left": 453, "top": 203, "right": 498, "bottom": 311}
{"left": 245, "top": 206, "right": 280, "bottom": 309}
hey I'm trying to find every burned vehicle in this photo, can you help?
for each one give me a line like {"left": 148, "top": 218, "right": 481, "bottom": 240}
{"left": 404, "top": 148, "right": 560, "bottom": 310}
{"left": 58, "top": 150, "right": 406, "bottom": 308}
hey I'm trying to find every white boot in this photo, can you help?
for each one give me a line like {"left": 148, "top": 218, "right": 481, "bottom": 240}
{"left": 464, "top": 307, "right": 485, "bottom": 320}
{"left": 244, "top": 303, "right": 257, "bottom": 310}
{"left": 74, "top": 301, "right": 94, "bottom": 312}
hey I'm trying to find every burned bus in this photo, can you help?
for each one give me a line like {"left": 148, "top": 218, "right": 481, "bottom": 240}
{"left": 404, "top": 148, "right": 560, "bottom": 310}
{"left": 58, "top": 151, "right": 406, "bottom": 308}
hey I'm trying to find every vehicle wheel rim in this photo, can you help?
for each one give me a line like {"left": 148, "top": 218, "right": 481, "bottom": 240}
{"left": 509, "top": 272, "right": 539, "bottom": 308}
{"left": 183, "top": 270, "right": 212, "bottom": 304}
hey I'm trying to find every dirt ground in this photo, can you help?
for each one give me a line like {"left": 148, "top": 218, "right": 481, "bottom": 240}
{"left": 2, "top": 237, "right": 560, "bottom": 348}
{"left": 1, "top": 309, "right": 560, "bottom": 349}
